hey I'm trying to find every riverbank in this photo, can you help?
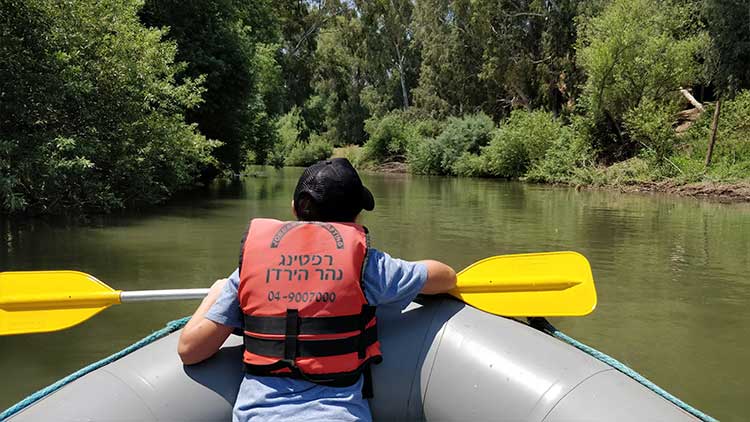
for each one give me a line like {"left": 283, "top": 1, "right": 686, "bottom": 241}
{"left": 615, "top": 180, "right": 750, "bottom": 203}
{"left": 336, "top": 148, "right": 750, "bottom": 203}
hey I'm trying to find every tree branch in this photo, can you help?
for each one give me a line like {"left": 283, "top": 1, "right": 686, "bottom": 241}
{"left": 679, "top": 87, "right": 705, "bottom": 112}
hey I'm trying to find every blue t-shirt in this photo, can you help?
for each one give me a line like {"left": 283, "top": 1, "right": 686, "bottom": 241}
{"left": 205, "top": 248, "right": 428, "bottom": 422}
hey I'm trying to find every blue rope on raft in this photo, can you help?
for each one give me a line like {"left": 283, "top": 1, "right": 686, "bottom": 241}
{"left": 0, "top": 316, "right": 190, "bottom": 421}
{"left": 529, "top": 318, "right": 718, "bottom": 422}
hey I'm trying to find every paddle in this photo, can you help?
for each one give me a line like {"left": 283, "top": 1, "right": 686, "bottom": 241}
{"left": 449, "top": 251, "right": 596, "bottom": 317}
{"left": 0, "top": 251, "right": 596, "bottom": 336}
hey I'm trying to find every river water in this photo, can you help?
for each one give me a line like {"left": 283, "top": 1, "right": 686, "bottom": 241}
{"left": 1, "top": 167, "right": 748, "bottom": 421}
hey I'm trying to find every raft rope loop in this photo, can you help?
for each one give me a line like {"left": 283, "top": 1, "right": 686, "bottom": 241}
{"left": 0, "top": 317, "right": 191, "bottom": 421}
{"left": 527, "top": 317, "right": 718, "bottom": 422}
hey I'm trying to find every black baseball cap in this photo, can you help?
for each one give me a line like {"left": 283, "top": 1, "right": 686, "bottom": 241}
{"left": 293, "top": 158, "right": 375, "bottom": 221}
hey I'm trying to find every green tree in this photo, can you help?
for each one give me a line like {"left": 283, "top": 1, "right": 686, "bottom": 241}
{"left": 275, "top": 0, "right": 325, "bottom": 112}
{"left": 703, "top": 0, "right": 750, "bottom": 96}
{"left": 0, "top": 0, "right": 215, "bottom": 214}
{"left": 140, "top": 0, "right": 280, "bottom": 171}
{"left": 577, "top": 0, "right": 708, "bottom": 160}
{"left": 412, "top": 0, "right": 489, "bottom": 117}
{"left": 313, "top": 12, "right": 370, "bottom": 145}
{"left": 412, "top": 0, "right": 590, "bottom": 119}
{"left": 357, "top": 0, "right": 420, "bottom": 111}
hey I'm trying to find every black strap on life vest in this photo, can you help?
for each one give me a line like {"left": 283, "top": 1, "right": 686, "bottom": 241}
{"left": 243, "top": 325, "right": 378, "bottom": 358}
{"left": 243, "top": 305, "right": 376, "bottom": 336}
{"left": 284, "top": 309, "right": 299, "bottom": 362}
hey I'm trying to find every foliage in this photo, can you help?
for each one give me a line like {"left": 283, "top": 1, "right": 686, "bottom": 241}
{"left": 481, "top": 111, "right": 565, "bottom": 178}
{"left": 575, "top": 0, "right": 709, "bottom": 161}
{"left": 588, "top": 157, "right": 660, "bottom": 186}
{"left": 277, "top": 109, "right": 299, "bottom": 145}
{"left": 313, "top": 13, "right": 369, "bottom": 146}
{"left": 274, "top": 0, "right": 324, "bottom": 112}
{"left": 412, "top": 0, "right": 487, "bottom": 118}
{"left": 703, "top": 0, "right": 750, "bottom": 96}
{"left": 407, "top": 113, "right": 495, "bottom": 175}
{"left": 269, "top": 108, "right": 333, "bottom": 167}
{"left": 361, "top": 111, "right": 418, "bottom": 163}
{"left": 332, "top": 145, "right": 364, "bottom": 167}
{"left": 451, "top": 153, "right": 486, "bottom": 177}
{"left": 674, "top": 91, "right": 750, "bottom": 181}
{"left": 526, "top": 118, "right": 595, "bottom": 183}
{"left": 408, "top": 138, "right": 446, "bottom": 175}
{"left": 0, "top": 0, "right": 216, "bottom": 214}
{"left": 357, "top": 0, "right": 419, "bottom": 110}
{"left": 623, "top": 99, "right": 680, "bottom": 170}
{"left": 140, "top": 0, "right": 280, "bottom": 171}
{"left": 437, "top": 113, "right": 495, "bottom": 171}
{"left": 413, "top": 0, "right": 596, "bottom": 120}
{"left": 6, "top": 0, "right": 750, "bottom": 214}
{"left": 284, "top": 135, "right": 333, "bottom": 167}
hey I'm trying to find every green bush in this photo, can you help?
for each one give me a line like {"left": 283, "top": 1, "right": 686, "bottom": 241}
{"left": 673, "top": 91, "right": 750, "bottom": 181}
{"left": 361, "top": 111, "right": 417, "bottom": 163}
{"left": 576, "top": 0, "right": 708, "bottom": 161}
{"left": 268, "top": 108, "right": 332, "bottom": 167}
{"left": 526, "top": 129, "right": 594, "bottom": 183}
{"left": 436, "top": 113, "right": 495, "bottom": 174}
{"left": 284, "top": 135, "right": 334, "bottom": 167}
{"left": 624, "top": 99, "right": 679, "bottom": 167}
{"left": 407, "top": 138, "right": 445, "bottom": 175}
{"left": 332, "top": 145, "right": 364, "bottom": 167}
{"left": 406, "top": 113, "right": 495, "bottom": 175}
{"left": 452, "top": 153, "right": 485, "bottom": 177}
{"left": 604, "top": 158, "right": 658, "bottom": 184}
{"left": 480, "top": 110, "right": 561, "bottom": 178}
{"left": 276, "top": 108, "right": 304, "bottom": 146}
{"left": 0, "top": 0, "right": 216, "bottom": 214}
{"left": 267, "top": 150, "right": 286, "bottom": 168}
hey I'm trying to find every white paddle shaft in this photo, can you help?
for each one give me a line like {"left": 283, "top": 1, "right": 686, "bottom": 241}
{"left": 120, "top": 288, "right": 210, "bottom": 303}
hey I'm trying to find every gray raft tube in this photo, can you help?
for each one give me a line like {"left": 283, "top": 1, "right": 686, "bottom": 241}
{"left": 8, "top": 297, "right": 700, "bottom": 421}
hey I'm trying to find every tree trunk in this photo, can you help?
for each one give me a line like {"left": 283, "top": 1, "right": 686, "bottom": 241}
{"left": 399, "top": 69, "right": 410, "bottom": 109}
{"left": 396, "top": 53, "right": 409, "bottom": 109}
{"left": 705, "top": 98, "right": 722, "bottom": 168}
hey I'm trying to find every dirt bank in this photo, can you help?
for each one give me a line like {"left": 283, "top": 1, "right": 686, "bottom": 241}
{"left": 616, "top": 181, "right": 750, "bottom": 203}
{"left": 371, "top": 161, "right": 409, "bottom": 173}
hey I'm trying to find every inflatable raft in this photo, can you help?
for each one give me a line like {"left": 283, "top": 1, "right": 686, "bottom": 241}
{"left": 4, "top": 296, "right": 706, "bottom": 421}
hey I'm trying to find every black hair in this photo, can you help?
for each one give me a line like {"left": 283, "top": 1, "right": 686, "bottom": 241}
{"left": 294, "top": 193, "right": 357, "bottom": 223}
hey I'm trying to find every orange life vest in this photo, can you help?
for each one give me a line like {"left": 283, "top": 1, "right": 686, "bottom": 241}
{"left": 238, "top": 218, "right": 382, "bottom": 388}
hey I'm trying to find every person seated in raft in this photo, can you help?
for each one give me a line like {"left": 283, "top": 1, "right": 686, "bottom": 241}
{"left": 178, "top": 158, "right": 457, "bottom": 422}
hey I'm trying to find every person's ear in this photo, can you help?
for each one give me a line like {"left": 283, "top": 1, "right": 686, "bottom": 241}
{"left": 291, "top": 200, "right": 297, "bottom": 218}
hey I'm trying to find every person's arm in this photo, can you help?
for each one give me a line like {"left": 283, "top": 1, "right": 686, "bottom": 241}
{"left": 178, "top": 278, "right": 234, "bottom": 365}
{"left": 417, "top": 260, "right": 457, "bottom": 294}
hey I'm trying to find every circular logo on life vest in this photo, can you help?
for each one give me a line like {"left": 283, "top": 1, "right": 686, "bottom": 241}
{"left": 270, "top": 222, "right": 345, "bottom": 249}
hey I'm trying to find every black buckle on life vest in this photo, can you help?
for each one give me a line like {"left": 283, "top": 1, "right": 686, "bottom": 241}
{"left": 284, "top": 309, "right": 300, "bottom": 363}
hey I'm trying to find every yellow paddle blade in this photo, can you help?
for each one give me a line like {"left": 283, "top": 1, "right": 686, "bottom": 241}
{"left": 450, "top": 251, "right": 596, "bottom": 317}
{"left": 0, "top": 271, "right": 121, "bottom": 336}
